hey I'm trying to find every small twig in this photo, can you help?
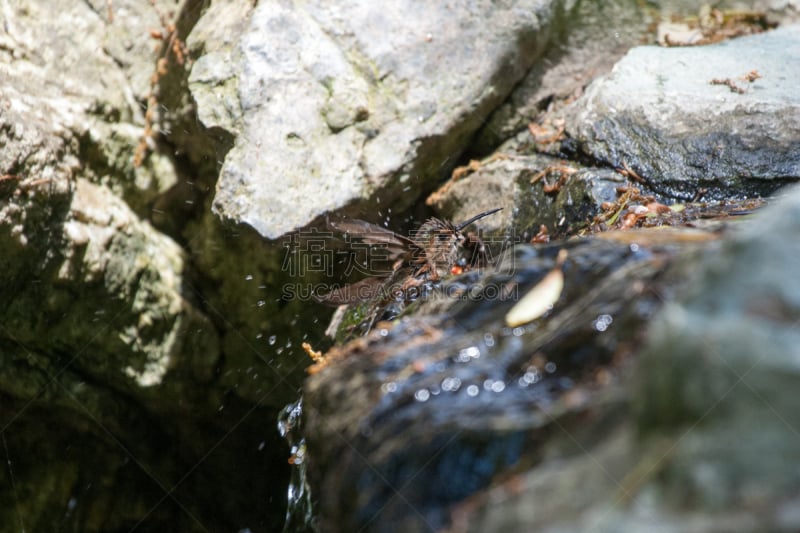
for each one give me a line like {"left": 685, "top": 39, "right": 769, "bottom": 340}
{"left": 528, "top": 120, "right": 566, "bottom": 145}
{"left": 134, "top": 3, "right": 190, "bottom": 167}
{"left": 709, "top": 69, "right": 760, "bottom": 94}
{"left": 709, "top": 77, "right": 746, "bottom": 94}
{"left": 616, "top": 161, "right": 646, "bottom": 184}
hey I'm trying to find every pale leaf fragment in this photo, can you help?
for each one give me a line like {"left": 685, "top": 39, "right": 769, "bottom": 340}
{"left": 505, "top": 250, "right": 567, "bottom": 327}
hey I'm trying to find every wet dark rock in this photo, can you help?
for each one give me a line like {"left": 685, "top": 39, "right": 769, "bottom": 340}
{"left": 190, "top": 0, "right": 572, "bottom": 239}
{"left": 562, "top": 24, "right": 800, "bottom": 199}
{"left": 298, "top": 17, "right": 800, "bottom": 531}
{"left": 304, "top": 233, "right": 701, "bottom": 531}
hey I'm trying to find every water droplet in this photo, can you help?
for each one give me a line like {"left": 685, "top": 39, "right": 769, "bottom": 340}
{"left": 256, "top": 300, "right": 266, "bottom": 307}
{"left": 491, "top": 381, "right": 506, "bottom": 393}
{"left": 456, "top": 346, "right": 481, "bottom": 362}
{"left": 442, "top": 377, "right": 462, "bottom": 392}
{"left": 269, "top": 335, "right": 277, "bottom": 345}
{"left": 291, "top": 445, "right": 306, "bottom": 464}
{"left": 545, "top": 361, "right": 557, "bottom": 373}
{"left": 630, "top": 243, "right": 640, "bottom": 253}
{"left": 466, "top": 384, "right": 480, "bottom": 397}
{"left": 381, "top": 381, "right": 398, "bottom": 393}
{"left": 414, "top": 389, "right": 430, "bottom": 402}
{"left": 483, "top": 333, "right": 495, "bottom": 347}
{"left": 593, "top": 314, "right": 613, "bottom": 332}
{"left": 245, "top": 274, "right": 253, "bottom": 281}
{"left": 522, "top": 369, "right": 540, "bottom": 384}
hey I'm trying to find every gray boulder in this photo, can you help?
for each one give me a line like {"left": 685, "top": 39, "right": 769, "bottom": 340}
{"left": 190, "top": 0, "right": 566, "bottom": 239}
{"left": 563, "top": 24, "right": 800, "bottom": 199}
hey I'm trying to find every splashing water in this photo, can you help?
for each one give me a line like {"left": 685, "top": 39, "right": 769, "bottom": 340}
{"left": 277, "top": 398, "right": 315, "bottom": 532}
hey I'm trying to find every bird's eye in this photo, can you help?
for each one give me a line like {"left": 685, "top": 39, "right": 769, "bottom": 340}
{"left": 437, "top": 233, "right": 449, "bottom": 241}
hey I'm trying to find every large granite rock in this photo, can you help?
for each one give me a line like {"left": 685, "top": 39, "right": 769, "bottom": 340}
{"left": 189, "top": 0, "right": 567, "bottom": 239}
{"left": 563, "top": 24, "right": 800, "bottom": 199}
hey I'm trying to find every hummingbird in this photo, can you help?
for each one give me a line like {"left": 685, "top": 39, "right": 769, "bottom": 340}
{"left": 316, "top": 208, "right": 502, "bottom": 307}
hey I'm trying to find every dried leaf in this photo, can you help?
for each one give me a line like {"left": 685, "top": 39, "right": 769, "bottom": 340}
{"left": 530, "top": 224, "right": 550, "bottom": 244}
{"left": 505, "top": 250, "right": 567, "bottom": 327}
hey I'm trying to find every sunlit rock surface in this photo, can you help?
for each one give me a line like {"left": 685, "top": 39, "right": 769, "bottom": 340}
{"left": 563, "top": 24, "right": 800, "bottom": 199}
{"left": 60, "top": 179, "right": 219, "bottom": 389}
{"left": 190, "top": 0, "right": 567, "bottom": 239}
{"left": 1, "top": 2, "right": 211, "bottom": 394}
